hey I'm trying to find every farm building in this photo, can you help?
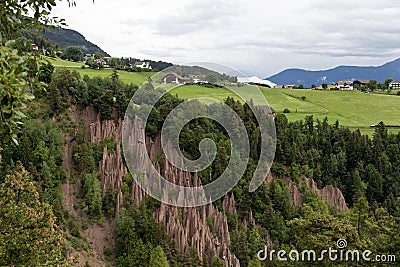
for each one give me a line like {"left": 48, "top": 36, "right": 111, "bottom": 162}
{"left": 389, "top": 80, "right": 400, "bottom": 89}
{"left": 189, "top": 75, "right": 207, "bottom": 84}
{"left": 94, "top": 58, "right": 107, "bottom": 66}
{"left": 335, "top": 80, "right": 353, "bottom": 90}
{"left": 134, "top": 61, "right": 152, "bottom": 69}
{"left": 161, "top": 73, "right": 189, "bottom": 84}
{"left": 353, "top": 80, "right": 370, "bottom": 89}
{"left": 284, "top": 85, "right": 295, "bottom": 89}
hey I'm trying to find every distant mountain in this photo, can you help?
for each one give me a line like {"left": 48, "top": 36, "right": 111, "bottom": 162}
{"left": 43, "top": 28, "right": 110, "bottom": 56}
{"left": 266, "top": 58, "right": 400, "bottom": 87}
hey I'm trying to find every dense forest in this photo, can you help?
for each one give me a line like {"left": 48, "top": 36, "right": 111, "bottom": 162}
{"left": 0, "top": 1, "right": 399, "bottom": 266}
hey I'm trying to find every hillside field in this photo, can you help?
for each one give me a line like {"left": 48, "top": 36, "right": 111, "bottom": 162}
{"left": 46, "top": 56, "right": 84, "bottom": 68}
{"left": 170, "top": 85, "right": 400, "bottom": 135}
{"left": 49, "top": 57, "right": 153, "bottom": 85}
{"left": 51, "top": 58, "right": 400, "bottom": 135}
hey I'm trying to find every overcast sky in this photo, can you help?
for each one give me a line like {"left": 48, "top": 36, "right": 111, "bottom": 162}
{"left": 51, "top": 0, "right": 400, "bottom": 77}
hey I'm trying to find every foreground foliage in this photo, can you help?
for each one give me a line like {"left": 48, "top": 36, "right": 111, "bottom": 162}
{"left": 0, "top": 165, "right": 65, "bottom": 266}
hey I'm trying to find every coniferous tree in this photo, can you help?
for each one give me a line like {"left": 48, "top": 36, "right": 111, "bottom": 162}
{"left": 0, "top": 165, "right": 65, "bottom": 266}
{"left": 149, "top": 246, "right": 170, "bottom": 267}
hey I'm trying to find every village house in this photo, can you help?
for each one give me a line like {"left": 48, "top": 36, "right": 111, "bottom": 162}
{"left": 335, "top": 80, "right": 353, "bottom": 90}
{"left": 93, "top": 58, "right": 109, "bottom": 68}
{"left": 161, "top": 73, "right": 189, "bottom": 85}
{"left": 192, "top": 78, "right": 209, "bottom": 84}
{"left": 284, "top": 85, "right": 295, "bottom": 89}
{"left": 273, "top": 85, "right": 284, "bottom": 89}
{"left": 388, "top": 80, "right": 400, "bottom": 89}
{"left": 94, "top": 58, "right": 107, "bottom": 65}
{"left": 134, "top": 61, "right": 152, "bottom": 69}
{"left": 189, "top": 74, "right": 207, "bottom": 84}
{"left": 353, "top": 80, "right": 370, "bottom": 89}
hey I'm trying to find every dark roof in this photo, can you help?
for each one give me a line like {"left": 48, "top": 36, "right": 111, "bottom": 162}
{"left": 162, "top": 72, "right": 187, "bottom": 80}
{"left": 336, "top": 80, "right": 352, "bottom": 85}
{"left": 353, "top": 79, "right": 370, "bottom": 84}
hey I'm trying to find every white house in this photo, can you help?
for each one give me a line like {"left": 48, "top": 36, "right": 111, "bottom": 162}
{"left": 94, "top": 58, "right": 107, "bottom": 65}
{"left": 190, "top": 75, "right": 208, "bottom": 84}
{"left": 335, "top": 80, "right": 353, "bottom": 90}
{"left": 389, "top": 80, "right": 400, "bottom": 89}
{"left": 161, "top": 73, "right": 189, "bottom": 84}
{"left": 134, "top": 61, "right": 152, "bottom": 69}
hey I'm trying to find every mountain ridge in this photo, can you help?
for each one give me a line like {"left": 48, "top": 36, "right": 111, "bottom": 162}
{"left": 266, "top": 58, "right": 400, "bottom": 87}
{"left": 43, "top": 28, "right": 110, "bottom": 56}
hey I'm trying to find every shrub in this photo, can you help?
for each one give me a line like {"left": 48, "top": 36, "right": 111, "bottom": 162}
{"left": 82, "top": 174, "right": 103, "bottom": 218}
{"left": 104, "top": 247, "right": 112, "bottom": 261}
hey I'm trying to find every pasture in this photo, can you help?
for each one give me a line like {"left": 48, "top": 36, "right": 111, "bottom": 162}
{"left": 49, "top": 57, "right": 400, "bottom": 135}
{"left": 49, "top": 57, "right": 153, "bottom": 85}
{"left": 170, "top": 85, "right": 400, "bottom": 134}
{"left": 45, "top": 56, "right": 84, "bottom": 68}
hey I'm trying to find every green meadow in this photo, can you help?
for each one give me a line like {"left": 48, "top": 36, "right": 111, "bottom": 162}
{"left": 170, "top": 85, "right": 400, "bottom": 135}
{"left": 48, "top": 57, "right": 153, "bottom": 85}
{"left": 73, "top": 68, "right": 153, "bottom": 86}
{"left": 51, "top": 57, "right": 400, "bottom": 135}
{"left": 45, "top": 56, "right": 84, "bottom": 68}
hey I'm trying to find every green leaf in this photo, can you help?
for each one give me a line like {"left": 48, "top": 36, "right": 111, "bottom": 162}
{"left": 3, "top": 135, "right": 10, "bottom": 143}
{"left": 24, "top": 93, "right": 35, "bottom": 100}
{"left": 14, "top": 110, "right": 27, "bottom": 118}
{"left": 11, "top": 137, "right": 19, "bottom": 146}
{"left": 5, "top": 40, "right": 16, "bottom": 48}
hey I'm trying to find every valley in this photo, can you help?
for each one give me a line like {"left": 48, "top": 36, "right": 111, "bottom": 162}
{"left": 1, "top": 5, "right": 399, "bottom": 265}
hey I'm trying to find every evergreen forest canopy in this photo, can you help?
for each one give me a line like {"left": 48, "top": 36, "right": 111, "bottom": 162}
{"left": 0, "top": 1, "right": 399, "bottom": 266}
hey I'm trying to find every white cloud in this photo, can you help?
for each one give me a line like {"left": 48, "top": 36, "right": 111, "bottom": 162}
{"left": 50, "top": 0, "right": 400, "bottom": 77}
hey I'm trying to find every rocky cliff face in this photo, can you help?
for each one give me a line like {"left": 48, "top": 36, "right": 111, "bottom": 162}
{"left": 83, "top": 106, "right": 125, "bottom": 212}
{"left": 76, "top": 106, "right": 349, "bottom": 266}
{"left": 82, "top": 107, "right": 240, "bottom": 265}
{"left": 281, "top": 175, "right": 349, "bottom": 211}
{"left": 124, "top": 115, "right": 241, "bottom": 266}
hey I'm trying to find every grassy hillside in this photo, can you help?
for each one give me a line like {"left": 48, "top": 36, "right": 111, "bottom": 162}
{"left": 46, "top": 57, "right": 84, "bottom": 68}
{"left": 170, "top": 85, "right": 400, "bottom": 134}
{"left": 50, "top": 58, "right": 400, "bottom": 134}
{"left": 75, "top": 69, "right": 153, "bottom": 85}
{"left": 278, "top": 89, "right": 399, "bottom": 126}
{"left": 49, "top": 57, "right": 153, "bottom": 85}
